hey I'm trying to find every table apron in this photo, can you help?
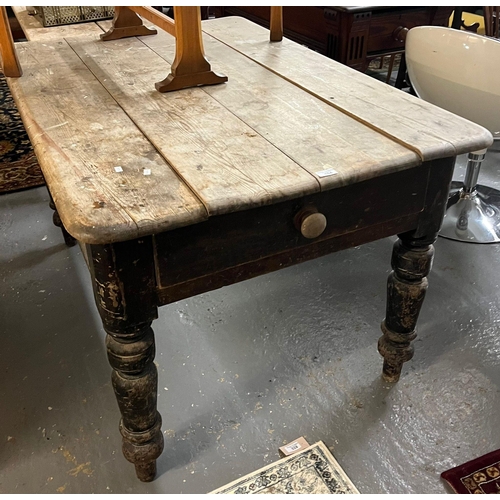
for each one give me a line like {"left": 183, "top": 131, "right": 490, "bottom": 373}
{"left": 154, "top": 165, "right": 430, "bottom": 305}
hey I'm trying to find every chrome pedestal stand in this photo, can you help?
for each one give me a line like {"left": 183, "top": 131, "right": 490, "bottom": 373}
{"left": 440, "top": 146, "right": 500, "bottom": 243}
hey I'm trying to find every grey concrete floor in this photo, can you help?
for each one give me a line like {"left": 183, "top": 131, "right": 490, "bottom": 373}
{"left": 1, "top": 145, "right": 500, "bottom": 494}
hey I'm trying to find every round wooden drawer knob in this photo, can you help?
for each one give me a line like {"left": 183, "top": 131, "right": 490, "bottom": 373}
{"left": 295, "top": 208, "right": 327, "bottom": 239}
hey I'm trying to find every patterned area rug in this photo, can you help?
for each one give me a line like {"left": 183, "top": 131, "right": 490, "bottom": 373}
{"left": 210, "top": 441, "right": 359, "bottom": 494}
{"left": 0, "top": 75, "right": 45, "bottom": 193}
{"left": 442, "top": 449, "right": 500, "bottom": 493}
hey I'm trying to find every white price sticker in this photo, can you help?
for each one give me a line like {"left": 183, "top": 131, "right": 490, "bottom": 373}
{"left": 284, "top": 441, "right": 301, "bottom": 453}
{"left": 316, "top": 168, "right": 338, "bottom": 178}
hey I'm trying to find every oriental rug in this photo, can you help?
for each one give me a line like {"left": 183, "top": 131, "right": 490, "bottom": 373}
{"left": 442, "top": 449, "right": 500, "bottom": 494}
{"left": 210, "top": 441, "right": 359, "bottom": 494}
{"left": 0, "top": 75, "right": 44, "bottom": 193}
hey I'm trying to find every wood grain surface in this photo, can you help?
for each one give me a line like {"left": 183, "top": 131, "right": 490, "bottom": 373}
{"left": 202, "top": 17, "right": 493, "bottom": 159}
{"left": 69, "top": 36, "right": 319, "bottom": 215}
{"left": 8, "top": 39, "right": 206, "bottom": 243}
{"left": 141, "top": 30, "right": 421, "bottom": 190}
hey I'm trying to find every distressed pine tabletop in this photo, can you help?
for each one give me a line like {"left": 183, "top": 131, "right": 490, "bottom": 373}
{"left": 6, "top": 16, "right": 493, "bottom": 244}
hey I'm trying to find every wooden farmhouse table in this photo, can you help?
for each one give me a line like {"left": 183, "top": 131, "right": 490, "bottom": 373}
{"left": 5, "top": 15, "right": 493, "bottom": 482}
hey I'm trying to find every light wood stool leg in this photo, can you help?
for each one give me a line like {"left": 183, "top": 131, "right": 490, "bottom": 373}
{"left": 270, "top": 6, "right": 283, "bottom": 42}
{"left": 155, "top": 6, "right": 227, "bottom": 93}
{"left": 0, "top": 6, "right": 22, "bottom": 77}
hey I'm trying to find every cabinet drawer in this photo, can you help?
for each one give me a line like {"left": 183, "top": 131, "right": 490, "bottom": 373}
{"left": 368, "top": 10, "right": 431, "bottom": 54}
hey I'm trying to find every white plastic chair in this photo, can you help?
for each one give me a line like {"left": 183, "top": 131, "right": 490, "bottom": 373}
{"left": 406, "top": 26, "right": 500, "bottom": 242}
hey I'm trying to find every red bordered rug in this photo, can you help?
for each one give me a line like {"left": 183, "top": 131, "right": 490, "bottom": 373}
{"left": 442, "top": 449, "right": 500, "bottom": 494}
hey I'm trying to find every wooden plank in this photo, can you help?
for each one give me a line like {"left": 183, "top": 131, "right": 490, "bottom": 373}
{"left": 11, "top": 6, "right": 107, "bottom": 41}
{"left": 140, "top": 30, "right": 421, "bottom": 190}
{"left": 202, "top": 17, "right": 493, "bottom": 159}
{"left": 0, "top": 6, "right": 22, "bottom": 77}
{"left": 68, "top": 36, "right": 320, "bottom": 215}
{"left": 7, "top": 40, "right": 206, "bottom": 244}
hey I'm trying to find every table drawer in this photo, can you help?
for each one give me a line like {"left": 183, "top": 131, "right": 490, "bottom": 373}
{"left": 154, "top": 166, "right": 429, "bottom": 304}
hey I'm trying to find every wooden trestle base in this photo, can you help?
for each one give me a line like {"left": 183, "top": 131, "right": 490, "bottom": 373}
{"left": 100, "top": 7, "right": 157, "bottom": 41}
{"left": 100, "top": 6, "right": 229, "bottom": 93}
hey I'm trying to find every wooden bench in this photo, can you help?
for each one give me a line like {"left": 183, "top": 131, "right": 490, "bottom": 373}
{"left": 1, "top": 7, "right": 493, "bottom": 483}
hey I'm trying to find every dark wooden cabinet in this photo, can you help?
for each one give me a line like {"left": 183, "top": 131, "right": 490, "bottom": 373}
{"left": 213, "top": 6, "right": 453, "bottom": 71}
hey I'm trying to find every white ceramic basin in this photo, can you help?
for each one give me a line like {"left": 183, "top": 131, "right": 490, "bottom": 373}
{"left": 406, "top": 26, "right": 500, "bottom": 137}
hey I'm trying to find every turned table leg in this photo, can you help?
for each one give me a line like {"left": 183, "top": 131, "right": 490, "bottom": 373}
{"left": 48, "top": 192, "right": 76, "bottom": 247}
{"left": 378, "top": 156, "right": 456, "bottom": 382}
{"left": 88, "top": 238, "right": 163, "bottom": 481}
{"left": 107, "top": 322, "right": 163, "bottom": 481}
{"left": 378, "top": 237, "right": 434, "bottom": 382}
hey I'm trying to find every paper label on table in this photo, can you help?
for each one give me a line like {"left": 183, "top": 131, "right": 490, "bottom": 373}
{"left": 316, "top": 168, "right": 338, "bottom": 178}
{"left": 114, "top": 166, "right": 123, "bottom": 173}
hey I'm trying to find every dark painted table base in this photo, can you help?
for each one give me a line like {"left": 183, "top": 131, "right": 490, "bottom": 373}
{"left": 51, "top": 157, "right": 455, "bottom": 481}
